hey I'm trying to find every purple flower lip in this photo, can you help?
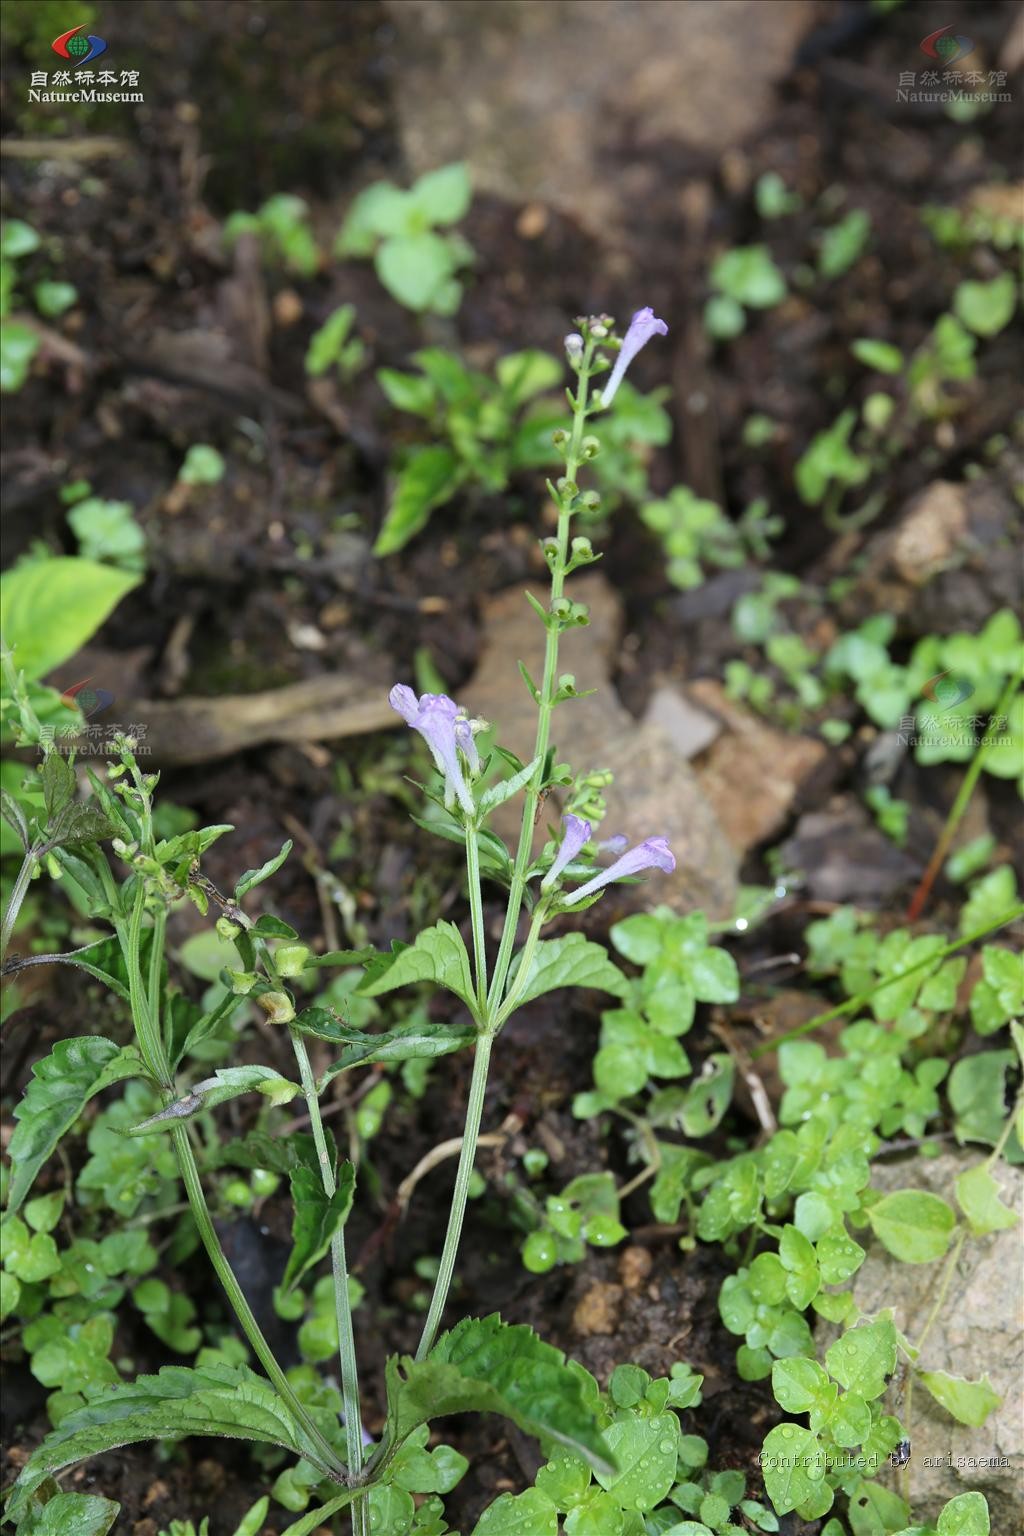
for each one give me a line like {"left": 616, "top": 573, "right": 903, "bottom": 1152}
{"left": 541, "top": 813, "right": 592, "bottom": 891}
{"left": 561, "top": 835, "right": 675, "bottom": 906}
{"left": 389, "top": 684, "right": 475, "bottom": 815}
{"left": 599, "top": 307, "right": 668, "bottom": 407}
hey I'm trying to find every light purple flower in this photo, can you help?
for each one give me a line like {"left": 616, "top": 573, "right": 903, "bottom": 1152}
{"left": 389, "top": 685, "right": 474, "bottom": 815}
{"left": 541, "top": 813, "right": 592, "bottom": 891}
{"left": 599, "top": 307, "right": 668, "bottom": 407}
{"left": 454, "top": 714, "right": 480, "bottom": 773}
{"left": 561, "top": 836, "right": 675, "bottom": 906}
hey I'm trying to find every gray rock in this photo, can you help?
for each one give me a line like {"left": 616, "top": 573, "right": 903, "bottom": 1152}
{"left": 832, "top": 1151, "right": 1023, "bottom": 1529}
{"left": 642, "top": 685, "right": 722, "bottom": 760}
{"left": 383, "top": 0, "right": 815, "bottom": 236}
{"left": 462, "top": 574, "right": 738, "bottom": 918}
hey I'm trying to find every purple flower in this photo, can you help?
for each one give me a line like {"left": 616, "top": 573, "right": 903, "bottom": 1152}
{"left": 454, "top": 714, "right": 480, "bottom": 774}
{"left": 389, "top": 685, "right": 474, "bottom": 816}
{"left": 599, "top": 307, "right": 668, "bottom": 407}
{"left": 541, "top": 813, "right": 592, "bottom": 891}
{"left": 561, "top": 836, "right": 675, "bottom": 906}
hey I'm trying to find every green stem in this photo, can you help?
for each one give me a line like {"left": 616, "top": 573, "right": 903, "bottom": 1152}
{"left": 486, "top": 345, "right": 595, "bottom": 1014}
{"left": 126, "top": 883, "right": 171, "bottom": 1088}
{"left": 289, "top": 1030, "right": 365, "bottom": 1492}
{"left": 171, "top": 1124, "right": 346, "bottom": 1480}
{"left": 414, "top": 1029, "right": 493, "bottom": 1361}
{"left": 906, "top": 673, "right": 1020, "bottom": 922}
{"left": 0, "top": 844, "right": 38, "bottom": 967}
{"left": 492, "top": 906, "right": 546, "bottom": 1029}
{"left": 750, "top": 904, "right": 1024, "bottom": 1058}
{"left": 900, "top": 1225, "right": 967, "bottom": 1501}
{"left": 465, "top": 828, "right": 488, "bottom": 1013}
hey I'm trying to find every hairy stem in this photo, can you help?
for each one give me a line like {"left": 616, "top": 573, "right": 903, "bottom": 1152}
{"left": 0, "top": 844, "right": 37, "bottom": 967}
{"left": 171, "top": 1123, "right": 346, "bottom": 1479}
{"left": 289, "top": 1029, "right": 365, "bottom": 1492}
{"left": 465, "top": 828, "right": 488, "bottom": 1013}
{"left": 415, "top": 1029, "right": 493, "bottom": 1361}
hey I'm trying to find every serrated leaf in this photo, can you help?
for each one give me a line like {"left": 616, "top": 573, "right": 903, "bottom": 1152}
{"left": 358, "top": 921, "right": 477, "bottom": 1014}
{"left": 384, "top": 1314, "right": 613, "bottom": 1474}
{"left": 825, "top": 1318, "right": 896, "bottom": 1401}
{"left": 867, "top": 1189, "right": 956, "bottom": 1263}
{"left": 41, "top": 751, "right": 76, "bottom": 823}
{"left": 284, "top": 1154, "right": 355, "bottom": 1293}
{"left": 125, "top": 1065, "right": 299, "bottom": 1134}
{"left": 6, "top": 1039, "right": 144, "bottom": 1215}
{"left": 50, "top": 803, "right": 116, "bottom": 848}
{"left": 235, "top": 839, "right": 293, "bottom": 899}
{"left": 5, "top": 1364, "right": 328, "bottom": 1521}
{"left": 506, "top": 934, "right": 628, "bottom": 1008}
{"left": 916, "top": 1369, "right": 1002, "bottom": 1428}
{"left": 292, "top": 1013, "right": 475, "bottom": 1083}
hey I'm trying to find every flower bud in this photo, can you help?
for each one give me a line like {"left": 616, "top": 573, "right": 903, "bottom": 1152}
{"left": 590, "top": 323, "right": 608, "bottom": 339}
{"left": 275, "top": 944, "right": 312, "bottom": 978}
{"left": 580, "top": 490, "right": 601, "bottom": 512}
{"left": 551, "top": 428, "right": 568, "bottom": 447}
{"left": 581, "top": 435, "right": 601, "bottom": 460}
{"left": 564, "top": 333, "right": 584, "bottom": 363}
{"left": 257, "top": 991, "right": 296, "bottom": 1025}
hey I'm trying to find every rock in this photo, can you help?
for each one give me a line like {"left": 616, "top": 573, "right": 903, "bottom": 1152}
{"left": 834, "top": 1152, "right": 1023, "bottom": 1529}
{"left": 836, "top": 478, "right": 1021, "bottom": 636}
{"left": 383, "top": 0, "right": 815, "bottom": 236}
{"left": 462, "top": 575, "right": 738, "bottom": 918}
{"left": 778, "top": 798, "right": 922, "bottom": 907}
{"left": 572, "top": 1280, "right": 623, "bottom": 1338}
{"left": 618, "top": 1245, "right": 653, "bottom": 1292}
{"left": 687, "top": 680, "right": 831, "bottom": 856}
{"left": 642, "top": 685, "right": 722, "bottom": 759}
